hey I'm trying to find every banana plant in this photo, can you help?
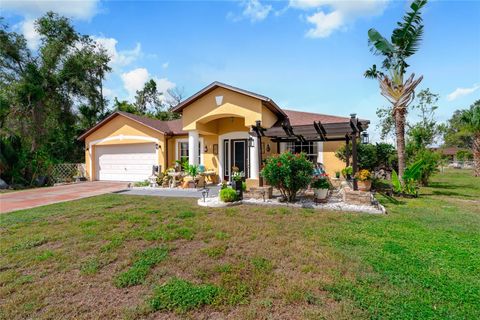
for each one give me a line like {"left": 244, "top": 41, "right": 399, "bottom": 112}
{"left": 391, "top": 159, "right": 425, "bottom": 197}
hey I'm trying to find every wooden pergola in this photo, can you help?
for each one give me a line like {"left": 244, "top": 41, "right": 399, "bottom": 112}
{"left": 251, "top": 114, "right": 370, "bottom": 191}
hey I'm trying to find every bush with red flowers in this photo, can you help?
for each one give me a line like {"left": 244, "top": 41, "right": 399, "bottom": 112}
{"left": 261, "top": 151, "right": 313, "bottom": 202}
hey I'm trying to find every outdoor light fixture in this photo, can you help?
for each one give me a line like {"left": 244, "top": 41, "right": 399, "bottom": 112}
{"left": 155, "top": 143, "right": 160, "bottom": 150}
{"left": 361, "top": 131, "right": 369, "bottom": 144}
{"left": 204, "top": 145, "right": 208, "bottom": 152}
{"left": 248, "top": 137, "right": 254, "bottom": 148}
{"left": 266, "top": 144, "right": 271, "bottom": 152}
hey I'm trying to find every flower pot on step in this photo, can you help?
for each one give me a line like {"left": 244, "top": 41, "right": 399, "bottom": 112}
{"left": 357, "top": 180, "right": 372, "bottom": 191}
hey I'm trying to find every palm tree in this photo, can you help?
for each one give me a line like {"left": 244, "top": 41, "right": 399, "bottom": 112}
{"left": 460, "top": 101, "right": 480, "bottom": 177}
{"left": 365, "top": 0, "right": 427, "bottom": 178}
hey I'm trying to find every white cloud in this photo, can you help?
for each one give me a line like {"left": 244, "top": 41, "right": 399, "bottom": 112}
{"left": 229, "top": 0, "right": 272, "bottom": 22}
{"left": 291, "top": 0, "right": 389, "bottom": 38}
{"left": 305, "top": 10, "right": 344, "bottom": 38}
{"left": 242, "top": 0, "right": 272, "bottom": 22}
{"left": 447, "top": 84, "right": 480, "bottom": 101}
{"left": 17, "top": 18, "right": 41, "bottom": 50}
{"left": 2, "top": 0, "right": 100, "bottom": 20}
{"left": 121, "top": 68, "right": 150, "bottom": 97}
{"left": 155, "top": 78, "right": 176, "bottom": 96}
{"left": 162, "top": 62, "right": 169, "bottom": 69}
{"left": 121, "top": 68, "right": 175, "bottom": 100}
{"left": 93, "top": 37, "right": 141, "bottom": 68}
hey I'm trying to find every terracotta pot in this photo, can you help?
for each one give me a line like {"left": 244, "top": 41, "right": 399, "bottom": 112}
{"left": 314, "top": 188, "right": 329, "bottom": 200}
{"left": 357, "top": 180, "right": 372, "bottom": 191}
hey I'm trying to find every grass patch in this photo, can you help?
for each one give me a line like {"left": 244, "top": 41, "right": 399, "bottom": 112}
{"left": 214, "top": 231, "right": 230, "bottom": 240}
{"left": 176, "top": 210, "right": 195, "bottom": 219}
{"left": 80, "top": 257, "right": 101, "bottom": 275}
{"left": 250, "top": 257, "right": 273, "bottom": 273}
{"left": 114, "top": 247, "right": 168, "bottom": 288}
{"left": 201, "top": 245, "right": 227, "bottom": 258}
{"left": 35, "top": 250, "right": 54, "bottom": 261}
{"left": 8, "top": 236, "right": 47, "bottom": 252}
{"left": 149, "top": 278, "right": 219, "bottom": 313}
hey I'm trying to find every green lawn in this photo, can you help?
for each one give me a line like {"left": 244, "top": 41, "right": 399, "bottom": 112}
{"left": 0, "top": 169, "right": 478, "bottom": 319}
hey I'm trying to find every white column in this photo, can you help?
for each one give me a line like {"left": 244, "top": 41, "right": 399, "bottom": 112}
{"left": 188, "top": 130, "right": 199, "bottom": 165}
{"left": 317, "top": 141, "right": 324, "bottom": 163}
{"left": 249, "top": 137, "right": 259, "bottom": 179}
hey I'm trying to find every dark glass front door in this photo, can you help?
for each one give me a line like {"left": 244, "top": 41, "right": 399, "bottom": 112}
{"left": 232, "top": 140, "right": 247, "bottom": 176}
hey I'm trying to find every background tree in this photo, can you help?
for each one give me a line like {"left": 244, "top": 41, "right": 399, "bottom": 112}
{"left": 335, "top": 142, "right": 398, "bottom": 172}
{"left": 406, "top": 88, "right": 440, "bottom": 154}
{"left": 365, "top": 0, "right": 427, "bottom": 178}
{"left": 458, "top": 100, "right": 480, "bottom": 176}
{"left": 112, "top": 80, "right": 181, "bottom": 121}
{"left": 440, "top": 109, "right": 474, "bottom": 149}
{"left": 0, "top": 12, "right": 110, "bottom": 185}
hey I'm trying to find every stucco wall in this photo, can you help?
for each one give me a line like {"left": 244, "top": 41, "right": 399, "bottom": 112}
{"left": 322, "top": 141, "right": 346, "bottom": 177}
{"left": 83, "top": 115, "right": 165, "bottom": 181}
{"left": 181, "top": 87, "right": 279, "bottom": 133}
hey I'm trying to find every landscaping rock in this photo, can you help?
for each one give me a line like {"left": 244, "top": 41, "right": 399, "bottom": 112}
{"left": 0, "top": 178, "right": 8, "bottom": 189}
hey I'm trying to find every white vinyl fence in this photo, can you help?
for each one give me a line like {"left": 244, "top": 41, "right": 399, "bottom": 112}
{"left": 51, "top": 163, "right": 86, "bottom": 183}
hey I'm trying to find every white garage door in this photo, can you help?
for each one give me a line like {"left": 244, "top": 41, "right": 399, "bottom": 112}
{"left": 95, "top": 143, "right": 157, "bottom": 181}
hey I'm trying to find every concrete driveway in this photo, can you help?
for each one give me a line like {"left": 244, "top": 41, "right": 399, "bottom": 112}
{"left": 0, "top": 181, "right": 128, "bottom": 214}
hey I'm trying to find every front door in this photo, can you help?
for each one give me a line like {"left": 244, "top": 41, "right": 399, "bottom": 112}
{"left": 231, "top": 139, "right": 248, "bottom": 178}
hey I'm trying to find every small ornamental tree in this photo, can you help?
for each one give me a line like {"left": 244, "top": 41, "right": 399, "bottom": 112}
{"left": 261, "top": 151, "right": 313, "bottom": 202}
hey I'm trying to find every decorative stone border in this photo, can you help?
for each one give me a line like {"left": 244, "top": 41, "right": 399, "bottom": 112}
{"left": 197, "top": 196, "right": 386, "bottom": 214}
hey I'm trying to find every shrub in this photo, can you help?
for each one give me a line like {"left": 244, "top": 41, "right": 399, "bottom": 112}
{"left": 335, "top": 142, "right": 398, "bottom": 171}
{"left": 456, "top": 149, "right": 473, "bottom": 161}
{"left": 219, "top": 188, "right": 237, "bottom": 202}
{"left": 413, "top": 149, "right": 440, "bottom": 186}
{"left": 261, "top": 151, "right": 313, "bottom": 202}
{"left": 134, "top": 180, "right": 150, "bottom": 187}
{"left": 149, "top": 278, "right": 220, "bottom": 312}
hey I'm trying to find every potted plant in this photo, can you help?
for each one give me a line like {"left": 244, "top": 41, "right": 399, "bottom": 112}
{"left": 231, "top": 170, "right": 245, "bottom": 199}
{"left": 355, "top": 169, "right": 372, "bottom": 191}
{"left": 335, "top": 171, "right": 341, "bottom": 179}
{"left": 341, "top": 166, "right": 353, "bottom": 180}
{"left": 185, "top": 164, "right": 199, "bottom": 188}
{"left": 311, "top": 175, "right": 330, "bottom": 200}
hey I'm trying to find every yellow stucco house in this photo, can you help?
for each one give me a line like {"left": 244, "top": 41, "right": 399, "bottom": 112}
{"left": 79, "top": 82, "right": 369, "bottom": 185}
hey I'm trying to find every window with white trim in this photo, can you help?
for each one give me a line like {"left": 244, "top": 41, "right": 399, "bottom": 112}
{"left": 177, "top": 141, "right": 201, "bottom": 164}
{"left": 179, "top": 142, "right": 189, "bottom": 163}
{"left": 285, "top": 141, "right": 318, "bottom": 163}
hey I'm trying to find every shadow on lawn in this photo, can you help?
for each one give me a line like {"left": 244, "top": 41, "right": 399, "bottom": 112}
{"left": 378, "top": 193, "right": 407, "bottom": 206}
{"left": 422, "top": 190, "right": 477, "bottom": 199}
{"left": 427, "top": 182, "right": 472, "bottom": 190}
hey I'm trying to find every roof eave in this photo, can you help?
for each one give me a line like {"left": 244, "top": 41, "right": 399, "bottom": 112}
{"left": 77, "top": 111, "right": 167, "bottom": 142}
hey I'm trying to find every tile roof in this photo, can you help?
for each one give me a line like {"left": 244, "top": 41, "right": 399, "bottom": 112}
{"left": 116, "top": 112, "right": 185, "bottom": 135}
{"left": 282, "top": 109, "right": 351, "bottom": 125}
{"left": 77, "top": 111, "right": 186, "bottom": 140}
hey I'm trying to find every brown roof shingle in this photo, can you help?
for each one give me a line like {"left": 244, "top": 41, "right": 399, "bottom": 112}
{"left": 78, "top": 111, "right": 186, "bottom": 140}
{"left": 283, "top": 109, "right": 351, "bottom": 126}
{"left": 116, "top": 112, "right": 185, "bottom": 135}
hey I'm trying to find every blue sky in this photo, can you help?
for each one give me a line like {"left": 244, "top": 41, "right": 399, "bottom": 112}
{"left": 2, "top": 0, "right": 480, "bottom": 141}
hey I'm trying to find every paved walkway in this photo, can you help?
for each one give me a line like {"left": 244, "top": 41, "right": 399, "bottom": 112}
{"left": 119, "top": 186, "right": 221, "bottom": 198}
{"left": 0, "top": 181, "right": 128, "bottom": 214}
